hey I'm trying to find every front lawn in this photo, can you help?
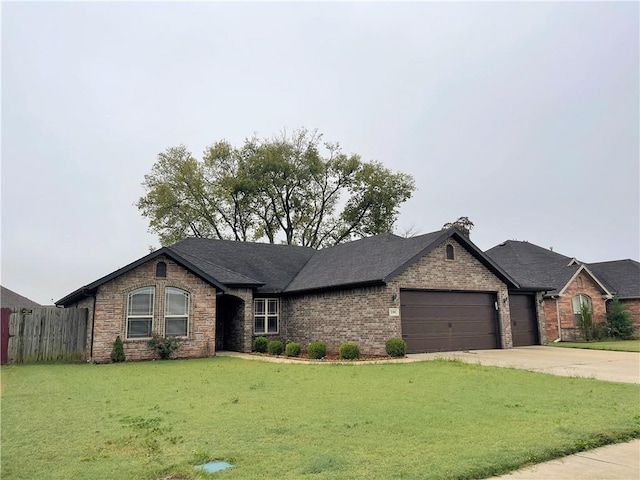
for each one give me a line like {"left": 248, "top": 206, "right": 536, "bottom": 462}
{"left": 2, "top": 358, "right": 639, "bottom": 480}
{"left": 548, "top": 339, "right": 640, "bottom": 352}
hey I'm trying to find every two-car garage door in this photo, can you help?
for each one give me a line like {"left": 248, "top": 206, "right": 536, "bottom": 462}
{"left": 401, "top": 290, "right": 499, "bottom": 354}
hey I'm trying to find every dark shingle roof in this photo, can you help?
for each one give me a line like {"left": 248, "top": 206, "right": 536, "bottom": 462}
{"left": 168, "top": 238, "right": 316, "bottom": 293}
{"left": 284, "top": 229, "right": 520, "bottom": 292}
{"left": 485, "top": 241, "right": 576, "bottom": 293}
{"left": 486, "top": 241, "right": 638, "bottom": 298}
{"left": 1, "top": 285, "right": 42, "bottom": 309}
{"left": 588, "top": 260, "right": 640, "bottom": 299}
{"left": 57, "top": 228, "right": 521, "bottom": 305}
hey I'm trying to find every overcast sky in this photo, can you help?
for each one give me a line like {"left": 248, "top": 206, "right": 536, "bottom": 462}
{"left": 2, "top": 1, "right": 638, "bottom": 305}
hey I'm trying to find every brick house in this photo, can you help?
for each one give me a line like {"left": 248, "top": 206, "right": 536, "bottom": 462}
{"left": 57, "top": 227, "right": 548, "bottom": 362}
{"left": 486, "top": 241, "right": 640, "bottom": 341}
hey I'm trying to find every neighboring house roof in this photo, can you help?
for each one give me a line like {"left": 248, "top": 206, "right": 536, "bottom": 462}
{"left": 485, "top": 241, "right": 573, "bottom": 293}
{"left": 1, "top": 285, "right": 42, "bottom": 309}
{"left": 485, "top": 240, "right": 634, "bottom": 298}
{"left": 588, "top": 259, "right": 640, "bottom": 300}
{"left": 56, "top": 227, "right": 521, "bottom": 306}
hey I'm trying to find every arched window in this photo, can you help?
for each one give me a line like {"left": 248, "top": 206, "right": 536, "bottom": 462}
{"left": 165, "top": 287, "right": 189, "bottom": 337}
{"left": 446, "top": 244, "right": 455, "bottom": 260}
{"left": 572, "top": 294, "right": 592, "bottom": 326}
{"left": 127, "top": 287, "right": 154, "bottom": 339}
{"left": 155, "top": 261, "right": 167, "bottom": 278}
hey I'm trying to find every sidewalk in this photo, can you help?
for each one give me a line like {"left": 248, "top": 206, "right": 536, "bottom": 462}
{"left": 488, "top": 439, "right": 640, "bottom": 479}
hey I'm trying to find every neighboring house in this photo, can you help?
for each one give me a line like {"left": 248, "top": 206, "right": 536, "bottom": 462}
{"left": 1, "top": 285, "right": 42, "bottom": 309}
{"left": 485, "top": 241, "right": 640, "bottom": 341}
{"left": 56, "top": 227, "right": 547, "bottom": 362}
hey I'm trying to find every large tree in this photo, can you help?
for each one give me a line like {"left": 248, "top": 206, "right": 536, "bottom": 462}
{"left": 137, "top": 129, "right": 416, "bottom": 248}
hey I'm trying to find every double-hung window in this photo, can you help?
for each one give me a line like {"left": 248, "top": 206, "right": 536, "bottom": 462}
{"left": 165, "top": 287, "right": 189, "bottom": 337}
{"left": 254, "top": 298, "right": 279, "bottom": 334}
{"left": 127, "top": 287, "right": 154, "bottom": 339}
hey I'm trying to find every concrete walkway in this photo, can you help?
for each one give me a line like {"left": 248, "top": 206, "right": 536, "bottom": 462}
{"left": 410, "top": 345, "right": 640, "bottom": 384}
{"left": 488, "top": 439, "right": 640, "bottom": 480}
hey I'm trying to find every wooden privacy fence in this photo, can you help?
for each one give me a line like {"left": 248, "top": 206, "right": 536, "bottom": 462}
{"left": 1, "top": 307, "right": 88, "bottom": 364}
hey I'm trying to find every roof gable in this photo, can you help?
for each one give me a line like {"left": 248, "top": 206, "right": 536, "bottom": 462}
{"left": 56, "top": 247, "right": 228, "bottom": 305}
{"left": 285, "top": 228, "right": 519, "bottom": 293}
{"left": 557, "top": 264, "right": 613, "bottom": 297}
{"left": 588, "top": 259, "right": 640, "bottom": 299}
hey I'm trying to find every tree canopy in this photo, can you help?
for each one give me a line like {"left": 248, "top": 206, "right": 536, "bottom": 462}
{"left": 137, "top": 129, "right": 416, "bottom": 248}
{"left": 442, "top": 216, "right": 474, "bottom": 237}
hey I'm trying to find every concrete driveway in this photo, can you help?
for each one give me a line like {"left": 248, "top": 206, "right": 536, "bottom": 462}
{"left": 408, "top": 346, "right": 640, "bottom": 384}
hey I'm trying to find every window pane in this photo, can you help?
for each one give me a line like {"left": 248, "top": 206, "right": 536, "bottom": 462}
{"left": 255, "top": 316, "right": 265, "bottom": 333}
{"left": 572, "top": 296, "right": 581, "bottom": 314}
{"left": 166, "top": 318, "right": 187, "bottom": 337}
{"left": 129, "top": 288, "right": 154, "bottom": 316}
{"left": 166, "top": 288, "right": 188, "bottom": 316}
{"left": 267, "top": 299, "right": 278, "bottom": 315}
{"left": 254, "top": 299, "right": 265, "bottom": 315}
{"left": 583, "top": 295, "right": 592, "bottom": 310}
{"left": 267, "top": 316, "right": 278, "bottom": 333}
{"left": 128, "top": 318, "right": 152, "bottom": 338}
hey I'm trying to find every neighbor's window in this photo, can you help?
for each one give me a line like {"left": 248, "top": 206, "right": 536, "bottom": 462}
{"left": 254, "top": 298, "right": 279, "bottom": 334}
{"left": 446, "top": 244, "right": 455, "bottom": 260}
{"left": 155, "top": 261, "right": 167, "bottom": 278}
{"left": 165, "top": 287, "right": 189, "bottom": 337}
{"left": 127, "top": 287, "right": 154, "bottom": 339}
{"left": 572, "top": 294, "right": 592, "bottom": 326}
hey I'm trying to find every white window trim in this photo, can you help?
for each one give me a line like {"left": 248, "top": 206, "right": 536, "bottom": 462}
{"left": 127, "top": 287, "right": 155, "bottom": 340}
{"left": 164, "top": 287, "right": 190, "bottom": 338}
{"left": 254, "top": 298, "right": 279, "bottom": 335}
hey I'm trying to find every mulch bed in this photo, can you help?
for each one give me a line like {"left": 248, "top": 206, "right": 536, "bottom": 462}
{"left": 251, "top": 352, "right": 401, "bottom": 362}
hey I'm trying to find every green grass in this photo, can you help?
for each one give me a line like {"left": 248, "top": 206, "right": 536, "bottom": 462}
{"left": 2, "top": 358, "right": 639, "bottom": 480}
{"left": 548, "top": 339, "right": 640, "bottom": 352}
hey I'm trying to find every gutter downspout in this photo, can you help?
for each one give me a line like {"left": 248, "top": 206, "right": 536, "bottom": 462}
{"left": 554, "top": 296, "right": 562, "bottom": 342}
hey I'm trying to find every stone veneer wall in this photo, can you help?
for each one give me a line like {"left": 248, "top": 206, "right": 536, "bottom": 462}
{"left": 543, "top": 272, "right": 608, "bottom": 341}
{"left": 82, "top": 255, "right": 217, "bottom": 362}
{"left": 283, "top": 239, "right": 512, "bottom": 355}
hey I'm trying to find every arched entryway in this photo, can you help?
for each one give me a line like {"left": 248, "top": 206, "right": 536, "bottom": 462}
{"left": 215, "top": 294, "right": 245, "bottom": 351}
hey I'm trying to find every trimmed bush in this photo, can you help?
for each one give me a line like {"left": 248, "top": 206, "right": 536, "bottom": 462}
{"left": 267, "top": 340, "right": 284, "bottom": 356}
{"left": 147, "top": 335, "right": 180, "bottom": 360}
{"left": 285, "top": 341, "right": 301, "bottom": 357}
{"left": 307, "top": 341, "right": 327, "bottom": 360}
{"left": 606, "top": 296, "right": 636, "bottom": 339}
{"left": 110, "top": 336, "right": 125, "bottom": 363}
{"left": 385, "top": 337, "right": 407, "bottom": 357}
{"left": 253, "top": 336, "right": 268, "bottom": 353}
{"left": 339, "top": 342, "right": 360, "bottom": 360}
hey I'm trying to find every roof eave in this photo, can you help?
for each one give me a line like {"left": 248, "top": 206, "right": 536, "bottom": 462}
{"left": 56, "top": 247, "right": 228, "bottom": 306}
{"left": 284, "top": 279, "right": 386, "bottom": 295}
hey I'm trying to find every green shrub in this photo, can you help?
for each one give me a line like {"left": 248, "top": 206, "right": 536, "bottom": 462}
{"left": 307, "top": 341, "right": 327, "bottom": 359}
{"left": 385, "top": 337, "right": 407, "bottom": 357}
{"left": 147, "top": 335, "right": 180, "bottom": 360}
{"left": 253, "top": 336, "right": 268, "bottom": 353}
{"left": 267, "top": 340, "right": 284, "bottom": 356}
{"left": 110, "top": 336, "right": 125, "bottom": 363}
{"left": 606, "top": 296, "right": 636, "bottom": 340}
{"left": 339, "top": 342, "right": 360, "bottom": 360}
{"left": 285, "top": 341, "right": 301, "bottom": 357}
{"left": 577, "top": 303, "right": 595, "bottom": 342}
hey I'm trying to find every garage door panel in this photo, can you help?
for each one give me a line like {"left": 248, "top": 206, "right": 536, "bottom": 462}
{"left": 401, "top": 291, "right": 498, "bottom": 353}
{"left": 510, "top": 294, "right": 539, "bottom": 347}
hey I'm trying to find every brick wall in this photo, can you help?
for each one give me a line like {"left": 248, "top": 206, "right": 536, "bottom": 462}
{"left": 283, "top": 239, "right": 512, "bottom": 355}
{"left": 86, "top": 255, "right": 217, "bottom": 362}
{"left": 543, "top": 272, "right": 608, "bottom": 341}
{"left": 619, "top": 299, "right": 640, "bottom": 332}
